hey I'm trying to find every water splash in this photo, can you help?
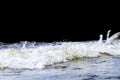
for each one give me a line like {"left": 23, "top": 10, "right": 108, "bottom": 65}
{"left": 109, "top": 32, "right": 120, "bottom": 40}
{"left": 105, "top": 30, "right": 111, "bottom": 44}
{"left": 98, "top": 30, "right": 111, "bottom": 44}
{"left": 0, "top": 30, "right": 120, "bottom": 70}
{"left": 98, "top": 34, "right": 103, "bottom": 43}
{"left": 21, "top": 41, "right": 27, "bottom": 51}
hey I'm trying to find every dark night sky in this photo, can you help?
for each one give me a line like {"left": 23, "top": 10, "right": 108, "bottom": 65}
{"left": 1, "top": 2, "right": 120, "bottom": 43}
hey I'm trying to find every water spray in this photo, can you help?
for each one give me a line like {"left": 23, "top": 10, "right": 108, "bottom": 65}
{"left": 98, "top": 34, "right": 103, "bottom": 43}
{"left": 21, "top": 41, "right": 27, "bottom": 50}
{"left": 105, "top": 30, "right": 111, "bottom": 44}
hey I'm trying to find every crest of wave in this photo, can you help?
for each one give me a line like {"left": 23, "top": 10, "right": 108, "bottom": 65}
{"left": 0, "top": 30, "right": 120, "bottom": 69}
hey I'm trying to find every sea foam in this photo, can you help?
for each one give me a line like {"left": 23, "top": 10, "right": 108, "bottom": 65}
{"left": 0, "top": 31, "right": 120, "bottom": 69}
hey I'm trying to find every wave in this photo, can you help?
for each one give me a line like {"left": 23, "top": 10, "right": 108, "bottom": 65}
{"left": 0, "top": 30, "right": 120, "bottom": 70}
{"left": 0, "top": 39, "right": 120, "bottom": 70}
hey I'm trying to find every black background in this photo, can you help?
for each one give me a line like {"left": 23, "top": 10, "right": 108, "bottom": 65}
{"left": 1, "top": 2, "right": 119, "bottom": 43}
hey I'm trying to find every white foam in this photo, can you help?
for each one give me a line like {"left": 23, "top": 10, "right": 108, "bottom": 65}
{"left": 0, "top": 40, "right": 120, "bottom": 69}
{"left": 0, "top": 30, "right": 120, "bottom": 69}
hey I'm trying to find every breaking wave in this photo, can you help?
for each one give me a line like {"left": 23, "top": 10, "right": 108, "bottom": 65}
{"left": 0, "top": 31, "right": 120, "bottom": 69}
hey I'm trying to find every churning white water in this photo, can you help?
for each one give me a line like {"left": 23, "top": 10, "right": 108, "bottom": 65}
{"left": 0, "top": 30, "right": 120, "bottom": 80}
{"left": 0, "top": 30, "right": 120, "bottom": 70}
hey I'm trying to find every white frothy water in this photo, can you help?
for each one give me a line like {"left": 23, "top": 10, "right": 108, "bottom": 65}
{"left": 0, "top": 31, "right": 120, "bottom": 70}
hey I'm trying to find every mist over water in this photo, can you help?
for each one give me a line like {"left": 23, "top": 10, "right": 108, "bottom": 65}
{"left": 0, "top": 30, "right": 120, "bottom": 80}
